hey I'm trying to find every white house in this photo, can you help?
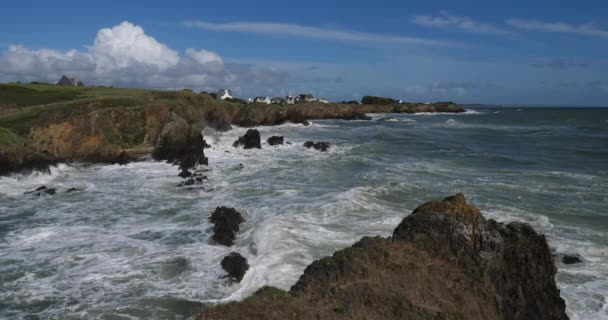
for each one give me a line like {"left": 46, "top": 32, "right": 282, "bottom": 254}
{"left": 295, "top": 94, "right": 316, "bottom": 103}
{"left": 285, "top": 95, "right": 295, "bottom": 105}
{"left": 318, "top": 99, "right": 329, "bottom": 104}
{"left": 253, "top": 96, "right": 271, "bottom": 104}
{"left": 217, "top": 89, "right": 233, "bottom": 100}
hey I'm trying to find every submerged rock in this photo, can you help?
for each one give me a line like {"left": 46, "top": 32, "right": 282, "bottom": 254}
{"left": 198, "top": 194, "right": 568, "bottom": 320}
{"left": 160, "top": 257, "right": 190, "bottom": 279}
{"left": 267, "top": 136, "right": 284, "bottom": 146}
{"left": 562, "top": 254, "right": 583, "bottom": 264}
{"left": 24, "top": 186, "right": 56, "bottom": 196}
{"left": 221, "top": 252, "right": 249, "bottom": 283}
{"left": 209, "top": 207, "right": 245, "bottom": 246}
{"left": 233, "top": 129, "right": 261, "bottom": 149}
{"left": 303, "top": 141, "right": 330, "bottom": 152}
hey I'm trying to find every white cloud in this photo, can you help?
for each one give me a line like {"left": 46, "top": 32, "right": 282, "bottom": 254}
{"left": 412, "top": 12, "right": 507, "bottom": 34}
{"left": 183, "top": 20, "right": 455, "bottom": 46}
{"left": 185, "top": 48, "right": 223, "bottom": 65}
{"left": 506, "top": 19, "right": 608, "bottom": 39}
{"left": 91, "top": 21, "right": 179, "bottom": 72}
{"left": 0, "top": 21, "right": 287, "bottom": 95}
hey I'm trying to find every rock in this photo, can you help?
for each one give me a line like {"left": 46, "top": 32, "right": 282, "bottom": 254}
{"left": 232, "top": 129, "right": 261, "bottom": 149}
{"left": 152, "top": 113, "right": 208, "bottom": 170}
{"left": 65, "top": 188, "right": 78, "bottom": 193}
{"left": 178, "top": 169, "right": 192, "bottom": 179}
{"left": 0, "top": 148, "right": 58, "bottom": 176}
{"left": 221, "top": 252, "right": 249, "bottom": 283}
{"left": 197, "top": 194, "right": 568, "bottom": 320}
{"left": 209, "top": 207, "right": 245, "bottom": 246}
{"left": 267, "top": 136, "right": 284, "bottom": 146}
{"left": 303, "top": 141, "right": 330, "bottom": 152}
{"left": 24, "top": 186, "right": 56, "bottom": 196}
{"left": 562, "top": 254, "right": 583, "bottom": 264}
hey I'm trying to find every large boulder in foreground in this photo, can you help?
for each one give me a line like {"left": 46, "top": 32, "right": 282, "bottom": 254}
{"left": 209, "top": 207, "right": 245, "bottom": 246}
{"left": 198, "top": 194, "right": 568, "bottom": 320}
{"left": 233, "top": 129, "right": 261, "bottom": 149}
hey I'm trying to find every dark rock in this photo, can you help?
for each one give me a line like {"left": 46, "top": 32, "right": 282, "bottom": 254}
{"left": 152, "top": 113, "right": 208, "bottom": 171}
{"left": 177, "top": 179, "right": 196, "bottom": 187}
{"left": 562, "top": 254, "right": 583, "bottom": 264}
{"left": 285, "top": 109, "right": 310, "bottom": 126}
{"left": 303, "top": 141, "right": 330, "bottom": 152}
{"left": 267, "top": 136, "right": 284, "bottom": 146}
{"left": 65, "top": 188, "right": 78, "bottom": 193}
{"left": 112, "top": 151, "right": 131, "bottom": 165}
{"left": 178, "top": 170, "right": 192, "bottom": 179}
{"left": 233, "top": 129, "right": 261, "bottom": 149}
{"left": 209, "top": 207, "right": 244, "bottom": 246}
{"left": 221, "top": 252, "right": 249, "bottom": 282}
{"left": 24, "top": 186, "right": 56, "bottom": 196}
{"left": 0, "top": 148, "right": 58, "bottom": 176}
{"left": 199, "top": 194, "right": 568, "bottom": 320}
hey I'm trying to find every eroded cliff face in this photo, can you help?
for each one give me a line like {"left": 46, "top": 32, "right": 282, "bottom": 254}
{"left": 28, "top": 107, "right": 147, "bottom": 163}
{"left": 1, "top": 94, "right": 465, "bottom": 174}
{"left": 197, "top": 194, "right": 568, "bottom": 320}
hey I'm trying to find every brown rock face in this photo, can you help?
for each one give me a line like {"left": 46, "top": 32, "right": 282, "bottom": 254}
{"left": 152, "top": 112, "right": 208, "bottom": 169}
{"left": 198, "top": 194, "right": 568, "bottom": 320}
{"left": 0, "top": 146, "right": 57, "bottom": 176}
{"left": 28, "top": 107, "right": 147, "bottom": 164}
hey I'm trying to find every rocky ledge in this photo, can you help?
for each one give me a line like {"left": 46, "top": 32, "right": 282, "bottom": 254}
{"left": 197, "top": 194, "right": 568, "bottom": 320}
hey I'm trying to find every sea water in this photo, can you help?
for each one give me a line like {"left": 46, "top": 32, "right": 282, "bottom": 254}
{"left": 0, "top": 107, "right": 606, "bottom": 319}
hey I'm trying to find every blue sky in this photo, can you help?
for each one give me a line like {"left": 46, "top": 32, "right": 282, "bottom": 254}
{"left": 1, "top": 0, "right": 608, "bottom": 105}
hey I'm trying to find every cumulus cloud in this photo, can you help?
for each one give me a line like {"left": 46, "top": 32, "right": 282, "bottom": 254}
{"left": 184, "top": 20, "right": 455, "bottom": 46}
{"left": 506, "top": 19, "right": 608, "bottom": 39}
{"left": 412, "top": 12, "right": 507, "bottom": 34}
{"left": 91, "top": 22, "right": 180, "bottom": 72}
{"left": 0, "top": 21, "right": 287, "bottom": 95}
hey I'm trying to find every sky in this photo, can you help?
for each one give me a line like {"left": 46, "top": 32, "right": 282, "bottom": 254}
{"left": 1, "top": 0, "right": 607, "bottom": 106}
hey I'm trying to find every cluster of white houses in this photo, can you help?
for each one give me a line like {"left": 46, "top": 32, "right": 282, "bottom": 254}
{"left": 215, "top": 89, "right": 328, "bottom": 105}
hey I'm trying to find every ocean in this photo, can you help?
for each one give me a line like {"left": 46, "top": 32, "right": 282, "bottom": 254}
{"left": 0, "top": 107, "right": 607, "bottom": 319}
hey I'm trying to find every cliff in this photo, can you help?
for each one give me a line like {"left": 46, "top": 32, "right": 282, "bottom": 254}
{"left": 0, "top": 84, "right": 465, "bottom": 175}
{"left": 197, "top": 194, "right": 568, "bottom": 320}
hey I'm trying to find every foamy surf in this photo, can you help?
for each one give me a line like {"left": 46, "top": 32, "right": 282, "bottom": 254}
{"left": 0, "top": 107, "right": 606, "bottom": 319}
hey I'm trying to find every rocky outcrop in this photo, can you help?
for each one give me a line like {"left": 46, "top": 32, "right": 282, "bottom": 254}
{"left": 0, "top": 147, "right": 57, "bottom": 176}
{"left": 197, "top": 194, "right": 568, "bottom": 320}
{"left": 221, "top": 253, "right": 249, "bottom": 283}
{"left": 209, "top": 207, "right": 245, "bottom": 246}
{"left": 152, "top": 112, "right": 208, "bottom": 170}
{"left": 562, "top": 254, "right": 583, "bottom": 265}
{"left": 1, "top": 88, "right": 465, "bottom": 175}
{"left": 233, "top": 129, "right": 261, "bottom": 149}
{"left": 304, "top": 141, "right": 330, "bottom": 152}
{"left": 267, "top": 136, "right": 284, "bottom": 146}
{"left": 24, "top": 185, "right": 56, "bottom": 196}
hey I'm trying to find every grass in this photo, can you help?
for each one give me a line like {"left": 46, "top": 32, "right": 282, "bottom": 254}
{"left": 0, "top": 127, "right": 25, "bottom": 147}
{"left": 0, "top": 84, "right": 87, "bottom": 108}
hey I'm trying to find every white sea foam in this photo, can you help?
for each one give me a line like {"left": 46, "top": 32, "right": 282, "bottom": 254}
{"left": 0, "top": 109, "right": 606, "bottom": 319}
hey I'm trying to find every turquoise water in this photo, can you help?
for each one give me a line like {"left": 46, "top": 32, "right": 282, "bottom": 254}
{"left": 0, "top": 108, "right": 607, "bottom": 319}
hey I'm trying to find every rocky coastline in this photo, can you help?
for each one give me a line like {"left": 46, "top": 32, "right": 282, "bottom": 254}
{"left": 0, "top": 88, "right": 465, "bottom": 176}
{"left": 197, "top": 194, "right": 569, "bottom": 320}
